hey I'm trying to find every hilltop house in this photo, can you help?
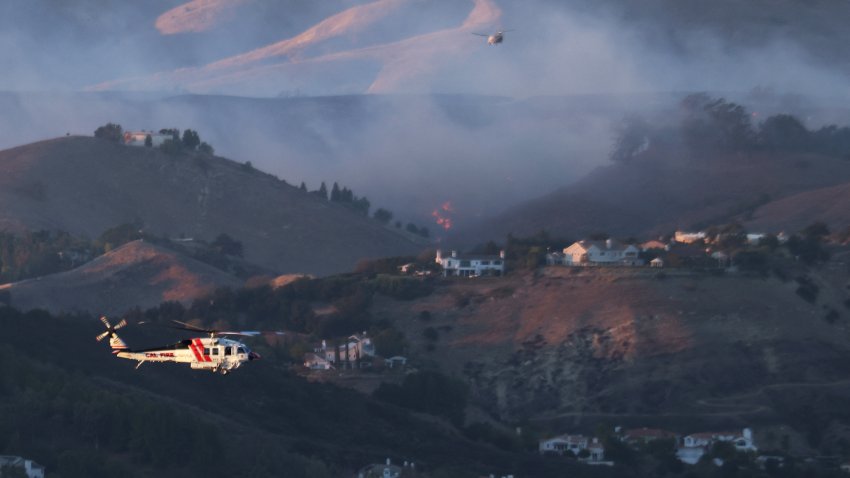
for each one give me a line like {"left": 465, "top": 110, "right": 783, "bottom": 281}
{"left": 123, "top": 131, "right": 173, "bottom": 147}
{"left": 563, "top": 239, "right": 642, "bottom": 266}
{"left": 0, "top": 456, "right": 45, "bottom": 478}
{"left": 436, "top": 250, "right": 505, "bottom": 277}
{"left": 356, "top": 458, "right": 415, "bottom": 478}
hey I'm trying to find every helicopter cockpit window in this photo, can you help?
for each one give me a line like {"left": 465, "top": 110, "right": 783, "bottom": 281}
{"left": 224, "top": 347, "right": 232, "bottom": 356}
{"left": 237, "top": 347, "right": 246, "bottom": 354}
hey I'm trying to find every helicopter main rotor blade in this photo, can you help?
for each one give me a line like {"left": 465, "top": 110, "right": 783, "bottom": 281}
{"left": 115, "top": 319, "right": 127, "bottom": 329}
{"left": 170, "top": 319, "right": 212, "bottom": 333}
{"left": 95, "top": 330, "right": 110, "bottom": 342}
{"left": 471, "top": 32, "right": 489, "bottom": 36}
{"left": 100, "top": 316, "right": 112, "bottom": 328}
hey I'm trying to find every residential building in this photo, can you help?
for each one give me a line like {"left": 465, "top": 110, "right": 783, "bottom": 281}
{"left": 306, "top": 334, "right": 376, "bottom": 369}
{"left": 563, "top": 239, "right": 642, "bottom": 266}
{"left": 0, "top": 456, "right": 45, "bottom": 478}
{"left": 436, "top": 250, "right": 505, "bottom": 277}
{"left": 650, "top": 257, "right": 664, "bottom": 268}
{"left": 303, "top": 352, "right": 333, "bottom": 370}
{"left": 539, "top": 434, "right": 605, "bottom": 462}
{"left": 386, "top": 356, "right": 408, "bottom": 368}
{"left": 641, "top": 239, "right": 670, "bottom": 251}
{"left": 356, "top": 458, "right": 415, "bottom": 478}
{"left": 674, "top": 231, "right": 707, "bottom": 244}
{"left": 677, "top": 428, "right": 757, "bottom": 465}
{"left": 545, "top": 251, "right": 566, "bottom": 265}
{"left": 123, "top": 131, "right": 173, "bottom": 147}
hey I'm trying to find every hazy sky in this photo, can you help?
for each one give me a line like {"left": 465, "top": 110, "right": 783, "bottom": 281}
{"left": 3, "top": 0, "right": 850, "bottom": 237}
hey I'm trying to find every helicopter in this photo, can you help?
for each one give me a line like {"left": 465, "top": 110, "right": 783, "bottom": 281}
{"left": 96, "top": 316, "right": 280, "bottom": 375}
{"left": 472, "top": 30, "right": 513, "bottom": 45}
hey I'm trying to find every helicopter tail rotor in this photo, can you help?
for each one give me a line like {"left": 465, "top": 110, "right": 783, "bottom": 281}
{"left": 96, "top": 316, "right": 129, "bottom": 351}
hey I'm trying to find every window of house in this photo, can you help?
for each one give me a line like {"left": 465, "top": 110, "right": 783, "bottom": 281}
{"left": 460, "top": 260, "right": 471, "bottom": 267}
{"left": 480, "top": 260, "right": 490, "bottom": 265}
{"left": 493, "top": 260, "right": 501, "bottom": 265}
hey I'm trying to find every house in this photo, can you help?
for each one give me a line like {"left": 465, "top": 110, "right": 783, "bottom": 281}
{"left": 563, "top": 239, "right": 642, "bottom": 266}
{"left": 398, "top": 263, "right": 416, "bottom": 274}
{"left": 746, "top": 233, "right": 767, "bottom": 245}
{"left": 540, "top": 434, "right": 590, "bottom": 455}
{"left": 641, "top": 240, "right": 669, "bottom": 251}
{"left": 436, "top": 250, "right": 505, "bottom": 277}
{"left": 677, "top": 429, "right": 757, "bottom": 465}
{"left": 303, "top": 352, "right": 333, "bottom": 370}
{"left": 650, "top": 257, "right": 664, "bottom": 268}
{"left": 122, "top": 131, "right": 173, "bottom": 147}
{"left": 622, "top": 428, "right": 677, "bottom": 445}
{"left": 0, "top": 456, "right": 45, "bottom": 478}
{"left": 386, "top": 356, "right": 408, "bottom": 368}
{"left": 674, "top": 231, "right": 706, "bottom": 244}
{"left": 545, "top": 251, "right": 566, "bottom": 265}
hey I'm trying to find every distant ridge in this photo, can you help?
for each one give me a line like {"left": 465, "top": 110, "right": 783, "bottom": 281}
{"left": 0, "top": 240, "right": 242, "bottom": 315}
{"left": 0, "top": 136, "right": 420, "bottom": 275}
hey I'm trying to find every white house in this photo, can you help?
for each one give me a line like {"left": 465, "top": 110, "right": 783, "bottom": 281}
{"left": 545, "top": 251, "right": 566, "bottom": 265}
{"left": 677, "top": 429, "right": 756, "bottom": 464}
{"left": 386, "top": 356, "right": 408, "bottom": 368}
{"left": 436, "top": 250, "right": 505, "bottom": 277}
{"left": 303, "top": 352, "right": 333, "bottom": 370}
{"left": 650, "top": 257, "right": 664, "bottom": 268}
{"left": 539, "top": 434, "right": 605, "bottom": 462}
{"left": 357, "top": 458, "right": 415, "bottom": 478}
{"left": 563, "top": 239, "right": 642, "bottom": 266}
{"left": 0, "top": 456, "right": 45, "bottom": 478}
{"left": 123, "top": 131, "right": 174, "bottom": 147}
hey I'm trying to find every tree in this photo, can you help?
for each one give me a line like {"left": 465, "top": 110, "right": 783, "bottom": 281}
{"left": 299, "top": 182, "right": 307, "bottom": 192}
{"left": 159, "top": 128, "right": 180, "bottom": 141}
{"left": 159, "top": 139, "right": 182, "bottom": 155}
{"left": 405, "top": 223, "right": 419, "bottom": 235}
{"left": 198, "top": 142, "right": 214, "bottom": 155}
{"left": 680, "top": 94, "right": 755, "bottom": 153}
{"left": 373, "top": 208, "right": 393, "bottom": 225}
{"left": 94, "top": 123, "right": 123, "bottom": 142}
{"left": 759, "top": 114, "right": 811, "bottom": 152}
{"left": 144, "top": 134, "right": 153, "bottom": 147}
{"left": 330, "top": 182, "right": 341, "bottom": 202}
{"left": 182, "top": 129, "right": 201, "bottom": 150}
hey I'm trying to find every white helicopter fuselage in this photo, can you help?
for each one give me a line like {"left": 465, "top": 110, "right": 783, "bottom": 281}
{"left": 110, "top": 334, "right": 257, "bottom": 374}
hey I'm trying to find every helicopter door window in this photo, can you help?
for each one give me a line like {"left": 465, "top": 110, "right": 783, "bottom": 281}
{"left": 212, "top": 347, "right": 219, "bottom": 356}
{"left": 204, "top": 348, "right": 210, "bottom": 356}
{"left": 224, "top": 347, "right": 232, "bottom": 356}
{"left": 237, "top": 347, "right": 246, "bottom": 355}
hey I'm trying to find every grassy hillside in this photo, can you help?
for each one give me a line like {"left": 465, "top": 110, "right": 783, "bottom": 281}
{"left": 0, "top": 137, "right": 420, "bottom": 275}
{"left": 0, "top": 240, "right": 243, "bottom": 315}
{"left": 370, "top": 258, "right": 850, "bottom": 451}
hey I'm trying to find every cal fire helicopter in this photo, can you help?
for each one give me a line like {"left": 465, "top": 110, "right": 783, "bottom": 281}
{"left": 96, "top": 316, "right": 281, "bottom": 375}
{"left": 472, "top": 30, "right": 513, "bottom": 45}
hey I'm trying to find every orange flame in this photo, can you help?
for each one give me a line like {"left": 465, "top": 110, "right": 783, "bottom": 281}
{"left": 432, "top": 201, "right": 455, "bottom": 230}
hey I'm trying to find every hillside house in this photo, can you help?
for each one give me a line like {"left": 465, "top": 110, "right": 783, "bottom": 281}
{"left": 357, "top": 458, "right": 415, "bottom": 478}
{"left": 674, "top": 231, "right": 707, "bottom": 244}
{"left": 306, "top": 334, "right": 376, "bottom": 369}
{"left": 563, "top": 239, "right": 642, "bottom": 266}
{"left": 539, "top": 434, "right": 605, "bottom": 462}
{"left": 650, "top": 257, "right": 664, "bottom": 268}
{"left": 123, "top": 131, "right": 173, "bottom": 147}
{"left": 386, "top": 356, "right": 407, "bottom": 368}
{"left": 436, "top": 250, "right": 505, "bottom": 277}
{"left": 0, "top": 456, "right": 45, "bottom": 478}
{"left": 545, "top": 251, "right": 566, "bottom": 265}
{"left": 303, "top": 352, "right": 333, "bottom": 370}
{"left": 641, "top": 239, "right": 670, "bottom": 251}
{"left": 677, "top": 428, "right": 756, "bottom": 464}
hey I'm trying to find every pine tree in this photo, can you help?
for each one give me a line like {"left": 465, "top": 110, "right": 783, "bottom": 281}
{"left": 330, "top": 182, "right": 341, "bottom": 202}
{"left": 299, "top": 182, "right": 307, "bottom": 192}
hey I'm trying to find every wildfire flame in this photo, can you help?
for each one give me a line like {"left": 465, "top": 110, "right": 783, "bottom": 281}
{"left": 432, "top": 201, "right": 455, "bottom": 230}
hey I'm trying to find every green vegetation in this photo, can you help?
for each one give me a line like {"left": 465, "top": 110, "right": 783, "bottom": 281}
{"left": 373, "top": 370, "right": 468, "bottom": 426}
{"left": 93, "top": 123, "right": 123, "bottom": 142}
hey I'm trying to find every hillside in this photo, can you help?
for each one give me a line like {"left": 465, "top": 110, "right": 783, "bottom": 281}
{"left": 0, "top": 137, "right": 420, "bottom": 275}
{"left": 459, "top": 146, "right": 850, "bottom": 242}
{"left": 0, "top": 240, "right": 242, "bottom": 315}
{"left": 371, "top": 259, "right": 850, "bottom": 440}
{"left": 747, "top": 180, "right": 850, "bottom": 234}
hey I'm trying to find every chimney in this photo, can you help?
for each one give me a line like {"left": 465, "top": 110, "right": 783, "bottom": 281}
{"left": 451, "top": 250, "right": 457, "bottom": 258}
{"left": 321, "top": 339, "right": 327, "bottom": 350}
{"left": 605, "top": 238, "right": 613, "bottom": 249}
{"left": 499, "top": 250, "right": 506, "bottom": 259}
{"left": 386, "top": 458, "right": 391, "bottom": 466}
{"left": 435, "top": 249, "right": 442, "bottom": 263}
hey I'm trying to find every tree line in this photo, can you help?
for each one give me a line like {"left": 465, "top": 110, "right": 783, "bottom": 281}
{"left": 611, "top": 93, "right": 850, "bottom": 161}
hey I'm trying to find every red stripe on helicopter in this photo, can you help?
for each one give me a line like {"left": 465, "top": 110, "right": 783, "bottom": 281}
{"left": 188, "top": 341, "right": 204, "bottom": 362}
{"left": 194, "top": 339, "right": 212, "bottom": 362}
